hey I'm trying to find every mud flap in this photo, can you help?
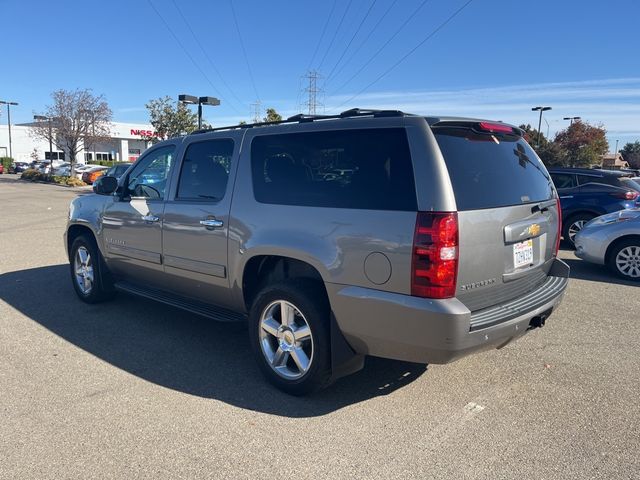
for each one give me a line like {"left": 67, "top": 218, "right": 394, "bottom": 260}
{"left": 549, "top": 258, "right": 570, "bottom": 278}
{"left": 329, "top": 312, "right": 364, "bottom": 382}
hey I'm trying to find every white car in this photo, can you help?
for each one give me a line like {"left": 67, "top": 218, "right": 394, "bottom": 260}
{"left": 52, "top": 162, "right": 72, "bottom": 176}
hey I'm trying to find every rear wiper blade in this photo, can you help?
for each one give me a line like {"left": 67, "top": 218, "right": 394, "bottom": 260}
{"left": 531, "top": 199, "right": 557, "bottom": 213}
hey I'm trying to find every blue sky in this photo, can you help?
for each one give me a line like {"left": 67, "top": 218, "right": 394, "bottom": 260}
{"left": 1, "top": 0, "right": 639, "bottom": 149}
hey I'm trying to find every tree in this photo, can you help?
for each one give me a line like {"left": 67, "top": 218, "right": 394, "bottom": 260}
{"left": 620, "top": 141, "right": 640, "bottom": 169}
{"left": 519, "top": 124, "right": 564, "bottom": 166}
{"left": 263, "top": 108, "right": 282, "bottom": 123}
{"left": 144, "top": 96, "right": 198, "bottom": 141}
{"left": 553, "top": 121, "right": 608, "bottom": 168}
{"left": 30, "top": 148, "right": 40, "bottom": 162}
{"left": 31, "top": 89, "right": 112, "bottom": 174}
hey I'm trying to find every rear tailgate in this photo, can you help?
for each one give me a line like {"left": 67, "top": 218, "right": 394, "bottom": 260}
{"left": 432, "top": 122, "right": 560, "bottom": 312}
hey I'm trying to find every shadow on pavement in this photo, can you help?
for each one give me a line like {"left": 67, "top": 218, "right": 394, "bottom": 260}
{"left": 563, "top": 258, "right": 640, "bottom": 287}
{"left": 0, "top": 264, "right": 427, "bottom": 417}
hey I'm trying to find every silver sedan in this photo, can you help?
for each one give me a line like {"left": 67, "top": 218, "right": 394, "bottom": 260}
{"left": 574, "top": 209, "right": 640, "bottom": 281}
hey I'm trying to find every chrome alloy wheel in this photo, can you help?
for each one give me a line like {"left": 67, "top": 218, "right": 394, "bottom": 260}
{"left": 259, "top": 300, "right": 314, "bottom": 380}
{"left": 615, "top": 246, "right": 640, "bottom": 278}
{"left": 568, "top": 220, "right": 587, "bottom": 243}
{"left": 74, "top": 246, "right": 94, "bottom": 294}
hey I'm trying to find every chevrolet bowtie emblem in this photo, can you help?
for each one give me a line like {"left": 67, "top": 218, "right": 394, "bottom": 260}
{"left": 528, "top": 224, "right": 541, "bottom": 237}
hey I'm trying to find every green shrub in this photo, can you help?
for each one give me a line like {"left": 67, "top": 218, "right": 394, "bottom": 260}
{"left": 21, "top": 169, "right": 44, "bottom": 181}
{"left": 0, "top": 157, "right": 13, "bottom": 172}
{"left": 21, "top": 170, "right": 86, "bottom": 187}
{"left": 62, "top": 177, "right": 86, "bottom": 187}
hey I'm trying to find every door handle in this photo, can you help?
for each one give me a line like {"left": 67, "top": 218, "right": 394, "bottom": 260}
{"left": 141, "top": 214, "right": 160, "bottom": 223}
{"left": 200, "top": 219, "right": 224, "bottom": 229}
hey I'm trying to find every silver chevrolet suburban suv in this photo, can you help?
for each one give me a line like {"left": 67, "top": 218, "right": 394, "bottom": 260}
{"left": 65, "top": 109, "right": 569, "bottom": 395}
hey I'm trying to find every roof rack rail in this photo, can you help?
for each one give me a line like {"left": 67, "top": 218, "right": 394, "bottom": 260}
{"left": 339, "top": 108, "right": 405, "bottom": 118}
{"left": 188, "top": 108, "right": 408, "bottom": 135}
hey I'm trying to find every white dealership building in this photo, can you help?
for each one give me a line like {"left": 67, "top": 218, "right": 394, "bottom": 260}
{"left": 0, "top": 121, "right": 155, "bottom": 164}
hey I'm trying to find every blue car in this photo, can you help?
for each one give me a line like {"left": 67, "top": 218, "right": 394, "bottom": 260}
{"left": 549, "top": 168, "right": 640, "bottom": 246}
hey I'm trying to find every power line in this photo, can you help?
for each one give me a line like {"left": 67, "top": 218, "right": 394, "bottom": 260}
{"left": 333, "top": 0, "right": 476, "bottom": 110}
{"left": 169, "top": 0, "right": 247, "bottom": 112}
{"left": 307, "top": 0, "right": 338, "bottom": 71}
{"left": 330, "top": 0, "right": 432, "bottom": 96}
{"left": 229, "top": 0, "right": 260, "bottom": 102}
{"left": 324, "top": 0, "right": 378, "bottom": 84}
{"left": 146, "top": 0, "right": 242, "bottom": 114}
{"left": 325, "top": 0, "right": 399, "bottom": 87}
{"left": 316, "top": 0, "right": 354, "bottom": 71}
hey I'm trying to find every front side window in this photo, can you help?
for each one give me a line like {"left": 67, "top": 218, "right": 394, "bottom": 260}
{"left": 177, "top": 139, "right": 234, "bottom": 201}
{"left": 127, "top": 145, "right": 175, "bottom": 199}
{"left": 250, "top": 128, "right": 417, "bottom": 211}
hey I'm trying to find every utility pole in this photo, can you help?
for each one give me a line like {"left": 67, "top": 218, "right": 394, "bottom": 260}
{"left": 615, "top": 139, "right": 619, "bottom": 156}
{"left": 302, "top": 70, "right": 323, "bottom": 115}
{"left": 250, "top": 100, "right": 262, "bottom": 123}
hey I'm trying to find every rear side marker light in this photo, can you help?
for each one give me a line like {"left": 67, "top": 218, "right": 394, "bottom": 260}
{"left": 411, "top": 212, "right": 459, "bottom": 299}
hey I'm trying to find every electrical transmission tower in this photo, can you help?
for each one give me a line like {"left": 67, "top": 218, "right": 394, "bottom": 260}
{"left": 250, "top": 100, "right": 262, "bottom": 123}
{"left": 301, "top": 70, "right": 324, "bottom": 115}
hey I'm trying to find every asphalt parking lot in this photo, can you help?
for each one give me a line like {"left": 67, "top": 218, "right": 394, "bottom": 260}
{"left": 1, "top": 174, "right": 639, "bottom": 479}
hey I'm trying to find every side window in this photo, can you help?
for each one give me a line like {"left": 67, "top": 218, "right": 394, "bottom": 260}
{"left": 176, "top": 139, "right": 234, "bottom": 201}
{"left": 550, "top": 173, "right": 576, "bottom": 189}
{"left": 250, "top": 128, "right": 417, "bottom": 211}
{"left": 576, "top": 174, "right": 600, "bottom": 186}
{"left": 127, "top": 146, "right": 175, "bottom": 200}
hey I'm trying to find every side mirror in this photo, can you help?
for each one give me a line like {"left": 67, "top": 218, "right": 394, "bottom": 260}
{"left": 93, "top": 175, "right": 118, "bottom": 195}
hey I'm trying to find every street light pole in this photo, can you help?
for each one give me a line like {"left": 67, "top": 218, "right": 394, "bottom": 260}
{"left": 531, "top": 106, "right": 552, "bottom": 148}
{"left": 1, "top": 100, "right": 19, "bottom": 159}
{"left": 563, "top": 116, "right": 581, "bottom": 125}
{"left": 179, "top": 94, "right": 221, "bottom": 131}
{"left": 34, "top": 115, "right": 54, "bottom": 173}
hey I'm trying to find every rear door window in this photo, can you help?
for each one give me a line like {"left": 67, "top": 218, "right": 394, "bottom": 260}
{"left": 250, "top": 128, "right": 417, "bottom": 211}
{"left": 576, "top": 174, "right": 602, "bottom": 186}
{"left": 433, "top": 127, "right": 554, "bottom": 210}
{"left": 551, "top": 173, "right": 577, "bottom": 189}
{"left": 176, "top": 139, "right": 233, "bottom": 201}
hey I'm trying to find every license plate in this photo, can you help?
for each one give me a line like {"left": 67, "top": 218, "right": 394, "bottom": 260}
{"left": 513, "top": 239, "right": 533, "bottom": 268}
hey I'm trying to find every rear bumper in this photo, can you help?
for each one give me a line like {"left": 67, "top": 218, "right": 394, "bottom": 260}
{"left": 327, "top": 259, "right": 569, "bottom": 364}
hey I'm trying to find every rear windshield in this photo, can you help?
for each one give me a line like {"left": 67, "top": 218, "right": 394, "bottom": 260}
{"left": 620, "top": 177, "right": 640, "bottom": 192}
{"left": 434, "top": 127, "right": 554, "bottom": 210}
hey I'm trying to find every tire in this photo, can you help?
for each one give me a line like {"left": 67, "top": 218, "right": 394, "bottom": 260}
{"left": 563, "top": 213, "right": 595, "bottom": 248}
{"left": 607, "top": 238, "right": 640, "bottom": 282}
{"left": 248, "top": 280, "right": 331, "bottom": 395}
{"left": 69, "top": 234, "right": 115, "bottom": 303}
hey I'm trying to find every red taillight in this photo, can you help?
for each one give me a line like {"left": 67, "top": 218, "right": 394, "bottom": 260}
{"left": 610, "top": 190, "right": 639, "bottom": 200}
{"left": 411, "top": 212, "right": 458, "bottom": 299}
{"left": 478, "top": 122, "right": 514, "bottom": 134}
{"left": 554, "top": 198, "right": 562, "bottom": 256}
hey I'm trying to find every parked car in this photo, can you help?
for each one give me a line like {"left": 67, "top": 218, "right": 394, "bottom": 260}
{"left": 13, "top": 161, "right": 30, "bottom": 173}
{"left": 81, "top": 166, "right": 109, "bottom": 185}
{"left": 574, "top": 209, "right": 640, "bottom": 281}
{"left": 0, "top": 164, "right": 3, "bottom": 174}
{"left": 74, "top": 164, "right": 103, "bottom": 179}
{"left": 548, "top": 168, "right": 640, "bottom": 246}
{"left": 52, "top": 162, "right": 72, "bottom": 176}
{"left": 65, "top": 109, "right": 569, "bottom": 395}
{"left": 104, "top": 162, "right": 133, "bottom": 179}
